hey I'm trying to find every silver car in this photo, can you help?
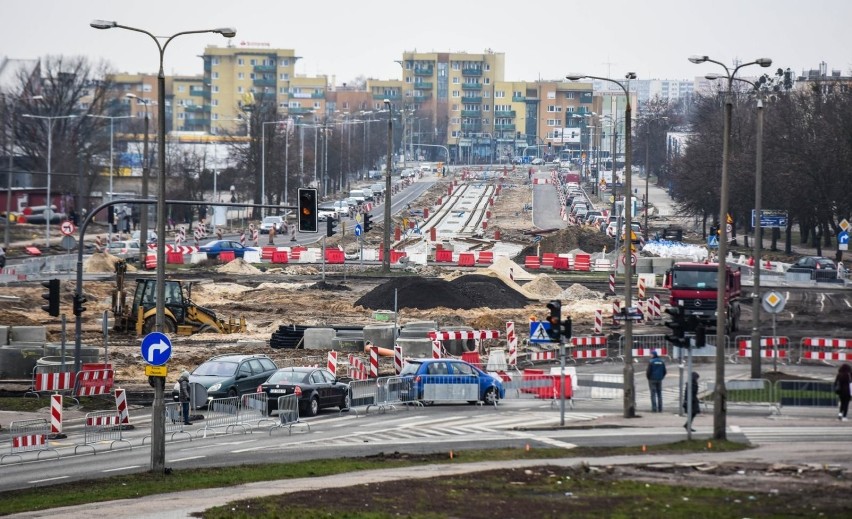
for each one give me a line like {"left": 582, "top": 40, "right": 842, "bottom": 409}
{"left": 108, "top": 240, "right": 141, "bottom": 261}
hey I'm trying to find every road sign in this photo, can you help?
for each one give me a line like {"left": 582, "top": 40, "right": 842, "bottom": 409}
{"left": 762, "top": 291, "right": 787, "bottom": 314}
{"left": 60, "top": 235, "right": 76, "bottom": 250}
{"left": 839, "top": 219, "right": 850, "bottom": 232}
{"left": 707, "top": 235, "right": 719, "bottom": 249}
{"left": 529, "top": 321, "right": 553, "bottom": 343}
{"left": 354, "top": 224, "right": 362, "bottom": 237}
{"left": 141, "top": 332, "right": 172, "bottom": 366}
{"left": 60, "top": 220, "right": 75, "bottom": 236}
{"left": 145, "top": 365, "right": 168, "bottom": 377}
{"left": 751, "top": 209, "right": 788, "bottom": 229}
{"left": 612, "top": 307, "right": 644, "bottom": 321}
{"left": 839, "top": 230, "right": 849, "bottom": 251}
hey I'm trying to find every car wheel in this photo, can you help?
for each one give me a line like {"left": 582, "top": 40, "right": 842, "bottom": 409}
{"left": 228, "top": 388, "right": 238, "bottom": 399}
{"left": 340, "top": 393, "right": 351, "bottom": 411}
{"left": 482, "top": 387, "right": 499, "bottom": 405}
{"left": 307, "top": 396, "right": 319, "bottom": 416}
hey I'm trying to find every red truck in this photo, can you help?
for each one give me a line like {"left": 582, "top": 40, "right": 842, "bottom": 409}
{"left": 663, "top": 262, "right": 742, "bottom": 334}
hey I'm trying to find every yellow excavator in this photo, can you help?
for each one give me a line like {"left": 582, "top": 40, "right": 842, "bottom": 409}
{"left": 111, "top": 260, "right": 245, "bottom": 336}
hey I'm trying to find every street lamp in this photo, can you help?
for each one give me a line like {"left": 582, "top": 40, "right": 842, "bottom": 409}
{"left": 4, "top": 94, "right": 43, "bottom": 251}
{"left": 689, "top": 54, "right": 772, "bottom": 440}
{"left": 21, "top": 112, "right": 77, "bottom": 248}
{"left": 383, "top": 99, "right": 392, "bottom": 274}
{"left": 91, "top": 19, "right": 235, "bottom": 474}
{"left": 87, "top": 113, "right": 132, "bottom": 243}
{"left": 566, "top": 71, "right": 637, "bottom": 419}
{"left": 126, "top": 93, "right": 153, "bottom": 265}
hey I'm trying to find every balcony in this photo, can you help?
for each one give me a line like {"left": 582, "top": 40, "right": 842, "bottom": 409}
{"left": 462, "top": 83, "right": 482, "bottom": 91}
{"left": 287, "top": 106, "right": 313, "bottom": 114}
{"left": 188, "top": 88, "right": 205, "bottom": 97}
{"left": 461, "top": 95, "right": 482, "bottom": 103}
{"left": 372, "top": 93, "right": 400, "bottom": 100}
{"left": 183, "top": 117, "right": 209, "bottom": 129}
{"left": 462, "top": 68, "right": 483, "bottom": 76}
{"left": 461, "top": 109, "right": 481, "bottom": 117}
{"left": 310, "top": 92, "right": 326, "bottom": 99}
{"left": 253, "top": 78, "right": 276, "bottom": 88}
{"left": 254, "top": 64, "right": 276, "bottom": 73}
{"left": 413, "top": 67, "right": 433, "bottom": 76}
{"left": 512, "top": 95, "right": 526, "bottom": 102}
{"left": 461, "top": 123, "right": 482, "bottom": 131}
{"left": 183, "top": 104, "right": 206, "bottom": 113}
{"left": 413, "top": 94, "right": 432, "bottom": 103}
{"left": 413, "top": 81, "right": 433, "bottom": 89}
{"left": 495, "top": 124, "right": 516, "bottom": 132}
{"left": 494, "top": 110, "right": 516, "bottom": 118}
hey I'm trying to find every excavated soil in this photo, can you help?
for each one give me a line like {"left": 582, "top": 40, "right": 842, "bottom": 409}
{"left": 354, "top": 274, "right": 530, "bottom": 310}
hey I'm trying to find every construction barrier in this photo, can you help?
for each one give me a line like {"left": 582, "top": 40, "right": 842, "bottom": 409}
{"left": 1, "top": 419, "right": 58, "bottom": 464}
{"left": 799, "top": 337, "right": 852, "bottom": 364}
{"left": 506, "top": 322, "right": 518, "bottom": 368}
{"left": 75, "top": 367, "right": 114, "bottom": 396}
{"left": 29, "top": 366, "right": 76, "bottom": 397}
{"left": 569, "top": 336, "right": 608, "bottom": 361}
{"left": 348, "top": 379, "right": 380, "bottom": 412}
{"left": 553, "top": 256, "right": 570, "bottom": 270}
{"left": 477, "top": 251, "right": 494, "bottom": 265}
{"left": 725, "top": 379, "right": 779, "bottom": 414}
{"left": 734, "top": 336, "right": 790, "bottom": 363}
{"left": 508, "top": 369, "right": 572, "bottom": 401}
{"left": 239, "top": 392, "right": 275, "bottom": 426}
{"left": 776, "top": 380, "right": 837, "bottom": 410}
{"left": 573, "top": 253, "right": 591, "bottom": 271}
{"left": 114, "top": 388, "right": 131, "bottom": 426}
{"left": 269, "top": 394, "right": 310, "bottom": 435}
{"left": 166, "top": 251, "right": 184, "bottom": 264}
{"left": 541, "top": 253, "right": 556, "bottom": 268}
{"left": 75, "top": 411, "right": 131, "bottom": 454}
{"left": 348, "top": 354, "right": 368, "bottom": 381}
{"left": 219, "top": 251, "right": 236, "bottom": 263}
{"left": 50, "top": 394, "right": 64, "bottom": 437}
{"left": 524, "top": 256, "right": 541, "bottom": 270}
{"left": 271, "top": 250, "right": 289, "bottom": 263}
{"left": 457, "top": 252, "right": 475, "bottom": 266}
{"left": 198, "top": 396, "right": 247, "bottom": 437}
{"left": 574, "top": 373, "right": 624, "bottom": 400}
{"left": 435, "top": 249, "right": 453, "bottom": 262}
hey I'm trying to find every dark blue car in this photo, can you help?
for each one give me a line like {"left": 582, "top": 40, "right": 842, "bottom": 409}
{"left": 398, "top": 358, "right": 505, "bottom": 405}
{"left": 200, "top": 239, "right": 253, "bottom": 260}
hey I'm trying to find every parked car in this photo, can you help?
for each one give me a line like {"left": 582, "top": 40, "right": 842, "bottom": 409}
{"left": 317, "top": 207, "right": 337, "bottom": 222}
{"left": 259, "top": 216, "right": 286, "bottom": 234}
{"left": 257, "top": 367, "right": 350, "bottom": 417}
{"left": 531, "top": 158, "right": 545, "bottom": 165}
{"left": 172, "top": 354, "right": 278, "bottom": 402}
{"left": 398, "top": 358, "right": 505, "bottom": 405}
{"left": 107, "top": 240, "right": 141, "bottom": 261}
{"left": 131, "top": 230, "right": 157, "bottom": 244}
{"left": 199, "top": 239, "right": 253, "bottom": 260}
{"left": 787, "top": 256, "right": 838, "bottom": 280}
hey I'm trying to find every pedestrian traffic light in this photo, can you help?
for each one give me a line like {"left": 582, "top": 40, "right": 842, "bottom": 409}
{"left": 363, "top": 213, "right": 373, "bottom": 234}
{"left": 326, "top": 216, "right": 338, "bottom": 238}
{"left": 41, "top": 279, "right": 60, "bottom": 317}
{"left": 664, "top": 306, "right": 686, "bottom": 348}
{"left": 73, "top": 293, "right": 87, "bottom": 317}
{"left": 561, "top": 316, "right": 572, "bottom": 340}
{"left": 298, "top": 188, "right": 318, "bottom": 233}
{"left": 546, "top": 300, "right": 561, "bottom": 342}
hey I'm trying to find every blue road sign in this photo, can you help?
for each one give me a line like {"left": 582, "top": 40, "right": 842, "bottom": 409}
{"left": 354, "top": 223, "right": 362, "bottom": 236}
{"left": 529, "top": 321, "right": 554, "bottom": 343}
{"left": 141, "top": 332, "right": 172, "bottom": 366}
{"left": 751, "top": 209, "right": 788, "bottom": 228}
{"left": 839, "top": 230, "right": 849, "bottom": 245}
{"left": 707, "top": 235, "right": 719, "bottom": 249}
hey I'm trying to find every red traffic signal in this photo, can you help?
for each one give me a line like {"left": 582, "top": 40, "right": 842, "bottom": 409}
{"left": 298, "top": 188, "right": 318, "bottom": 233}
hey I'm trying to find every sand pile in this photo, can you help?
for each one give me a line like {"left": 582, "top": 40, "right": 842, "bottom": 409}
{"left": 216, "top": 258, "right": 261, "bottom": 274}
{"left": 522, "top": 274, "right": 563, "bottom": 298}
{"left": 355, "top": 274, "right": 530, "bottom": 310}
{"left": 83, "top": 252, "right": 138, "bottom": 273}
{"left": 488, "top": 256, "right": 534, "bottom": 281}
{"left": 559, "top": 283, "right": 605, "bottom": 301}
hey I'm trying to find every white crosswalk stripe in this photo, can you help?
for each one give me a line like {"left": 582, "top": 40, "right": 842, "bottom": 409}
{"left": 739, "top": 426, "right": 851, "bottom": 444}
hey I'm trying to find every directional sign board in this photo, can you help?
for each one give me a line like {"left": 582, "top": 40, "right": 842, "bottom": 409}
{"left": 762, "top": 291, "right": 787, "bottom": 314}
{"left": 141, "top": 332, "right": 172, "bottom": 366}
{"left": 529, "top": 321, "right": 554, "bottom": 343}
{"left": 354, "top": 223, "right": 362, "bottom": 236}
{"left": 751, "top": 209, "right": 788, "bottom": 229}
{"left": 839, "top": 230, "right": 849, "bottom": 251}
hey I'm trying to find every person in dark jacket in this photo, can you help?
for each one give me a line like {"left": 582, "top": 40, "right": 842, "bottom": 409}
{"left": 646, "top": 350, "right": 667, "bottom": 412}
{"left": 178, "top": 370, "right": 192, "bottom": 425}
{"left": 683, "top": 372, "right": 700, "bottom": 431}
{"left": 834, "top": 363, "right": 851, "bottom": 421}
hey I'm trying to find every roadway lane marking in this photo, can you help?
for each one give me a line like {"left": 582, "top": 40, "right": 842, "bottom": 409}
{"left": 29, "top": 476, "right": 69, "bottom": 484}
{"left": 506, "top": 431, "right": 576, "bottom": 450}
{"left": 168, "top": 455, "right": 206, "bottom": 463}
{"left": 103, "top": 465, "right": 141, "bottom": 473}
{"left": 730, "top": 425, "right": 742, "bottom": 433}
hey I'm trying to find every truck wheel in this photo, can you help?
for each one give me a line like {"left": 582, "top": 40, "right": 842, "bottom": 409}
{"left": 143, "top": 316, "right": 177, "bottom": 334}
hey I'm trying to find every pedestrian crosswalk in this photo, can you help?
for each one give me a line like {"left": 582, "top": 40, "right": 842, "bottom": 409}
{"left": 732, "top": 425, "right": 852, "bottom": 444}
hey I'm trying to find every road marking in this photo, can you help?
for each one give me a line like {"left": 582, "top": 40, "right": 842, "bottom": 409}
{"left": 29, "top": 476, "right": 69, "bottom": 484}
{"left": 102, "top": 465, "right": 141, "bottom": 473}
{"left": 533, "top": 437, "right": 578, "bottom": 449}
{"left": 729, "top": 425, "right": 742, "bottom": 433}
{"left": 168, "top": 455, "right": 206, "bottom": 463}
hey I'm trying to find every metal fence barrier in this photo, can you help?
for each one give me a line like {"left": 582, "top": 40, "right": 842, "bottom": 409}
{"left": 198, "top": 396, "right": 247, "bottom": 437}
{"left": 240, "top": 393, "right": 276, "bottom": 426}
{"left": 1, "top": 418, "right": 58, "bottom": 464}
{"left": 503, "top": 370, "right": 573, "bottom": 409}
{"left": 75, "top": 411, "right": 131, "bottom": 454}
{"left": 143, "top": 402, "right": 193, "bottom": 443}
{"left": 348, "top": 379, "right": 381, "bottom": 414}
{"left": 574, "top": 373, "right": 624, "bottom": 400}
{"left": 418, "top": 374, "right": 482, "bottom": 404}
{"left": 269, "top": 394, "right": 310, "bottom": 435}
{"left": 723, "top": 378, "right": 778, "bottom": 414}
{"left": 777, "top": 379, "right": 838, "bottom": 410}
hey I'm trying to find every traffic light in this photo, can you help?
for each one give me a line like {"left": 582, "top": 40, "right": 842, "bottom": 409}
{"left": 694, "top": 323, "right": 706, "bottom": 348}
{"left": 363, "top": 213, "right": 373, "bottom": 234}
{"left": 561, "top": 316, "right": 572, "bottom": 340}
{"left": 73, "top": 293, "right": 87, "bottom": 317}
{"left": 546, "top": 300, "right": 561, "bottom": 342}
{"left": 326, "top": 216, "right": 338, "bottom": 238}
{"left": 297, "top": 188, "right": 318, "bottom": 233}
{"left": 664, "top": 306, "right": 686, "bottom": 348}
{"left": 41, "top": 279, "right": 60, "bottom": 317}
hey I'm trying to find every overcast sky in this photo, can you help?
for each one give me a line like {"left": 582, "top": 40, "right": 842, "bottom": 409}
{"left": 3, "top": 0, "right": 850, "bottom": 84}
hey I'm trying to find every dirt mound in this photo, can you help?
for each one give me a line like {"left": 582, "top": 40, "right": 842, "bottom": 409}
{"left": 216, "top": 258, "right": 261, "bottom": 274}
{"left": 304, "top": 281, "right": 351, "bottom": 292}
{"left": 560, "top": 283, "right": 605, "bottom": 301}
{"left": 518, "top": 227, "right": 612, "bottom": 257}
{"left": 84, "top": 252, "right": 137, "bottom": 273}
{"left": 355, "top": 274, "right": 530, "bottom": 310}
{"left": 522, "top": 274, "right": 563, "bottom": 298}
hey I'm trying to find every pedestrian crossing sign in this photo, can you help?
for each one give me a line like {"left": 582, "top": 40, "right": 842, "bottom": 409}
{"left": 707, "top": 235, "right": 719, "bottom": 248}
{"left": 529, "top": 321, "right": 553, "bottom": 343}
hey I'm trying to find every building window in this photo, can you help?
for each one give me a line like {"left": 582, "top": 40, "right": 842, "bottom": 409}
{"left": 279, "top": 87, "right": 286, "bottom": 94}
{"left": 238, "top": 72, "right": 244, "bottom": 80}
{"left": 280, "top": 58, "right": 289, "bottom": 67}
{"left": 483, "top": 91, "right": 490, "bottom": 98}
{"left": 452, "top": 104, "right": 459, "bottom": 111}
{"left": 237, "top": 58, "right": 244, "bottom": 66}
{"left": 212, "top": 99, "right": 219, "bottom": 106}
{"left": 483, "top": 105, "right": 490, "bottom": 112}
{"left": 178, "top": 113, "right": 185, "bottom": 120}
{"left": 452, "top": 62, "right": 460, "bottom": 70}
{"left": 250, "top": 59, "right": 256, "bottom": 66}
{"left": 212, "top": 58, "right": 220, "bottom": 65}
{"left": 547, "top": 91, "right": 556, "bottom": 99}
{"left": 212, "top": 72, "right": 219, "bottom": 79}
{"left": 452, "top": 91, "right": 460, "bottom": 98}
{"left": 495, "top": 91, "right": 505, "bottom": 98}
{"left": 546, "top": 105, "right": 561, "bottom": 112}
{"left": 238, "top": 86, "right": 244, "bottom": 93}
{"left": 280, "top": 73, "right": 289, "bottom": 80}
{"left": 485, "top": 64, "right": 490, "bottom": 71}
{"left": 213, "top": 85, "right": 220, "bottom": 93}
{"left": 313, "top": 102, "right": 321, "bottom": 109}
{"left": 406, "top": 76, "right": 412, "bottom": 83}
{"left": 177, "top": 85, "right": 185, "bottom": 92}
{"left": 250, "top": 73, "right": 256, "bottom": 80}
{"left": 405, "top": 62, "right": 411, "bottom": 70}
{"left": 566, "top": 92, "right": 575, "bottom": 99}
{"left": 484, "top": 78, "right": 490, "bottom": 85}
{"left": 142, "top": 84, "right": 152, "bottom": 92}
{"left": 452, "top": 77, "right": 459, "bottom": 84}
{"left": 566, "top": 106, "right": 575, "bottom": 113}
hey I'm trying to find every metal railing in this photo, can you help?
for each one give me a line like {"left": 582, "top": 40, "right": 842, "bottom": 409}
{"left": 75, "top": 411, "right": 131, "bottom": 454}
{"left": 269, "top": 394, "right": 310, "bottom": 435}
{"left": 1, "top": 418, "right": 58, "bottom": 464}
{"left": 198, "top": 396, "right": 248, "bottom": 437}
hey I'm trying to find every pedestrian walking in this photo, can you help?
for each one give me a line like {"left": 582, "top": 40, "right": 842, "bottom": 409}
{"left": 178, "top": 370, "right": 192, "bottom": 425}
{"left": 834, "top": 363, "right": 851, "bottom": 421}
{"left": 646, "top": 350, "right": 667, "bottom": 412}
{"left": 683, "top": 372, "right": 700, "bottom": 431}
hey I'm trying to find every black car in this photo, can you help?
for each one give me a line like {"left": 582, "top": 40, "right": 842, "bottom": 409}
{"left": 787, "top": 256, "right": 837, "bottom": 281}
{"left": 257, "top": 367, "right": 350, "bottom": 417}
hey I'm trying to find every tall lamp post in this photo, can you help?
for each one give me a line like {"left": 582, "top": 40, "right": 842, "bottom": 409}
{"left": 688, "top": 55, "right": 772, "bottom": 440}
{"left": 126, "top": 93, "right": 152, "bottom": 264}
{"left": 21, "top": 113, "right": 77, "bottom": 248}
{"left": 91, "top": 19, "right": 236, "bottom": 474}
{"left": 87, "top": 113, "right": 132, "bottom": 243}
{"left": 567, "top": 72, "right": 636, "bottom": 418}
{"left": 383, "top": 99, "right": 392, "bottom": 274}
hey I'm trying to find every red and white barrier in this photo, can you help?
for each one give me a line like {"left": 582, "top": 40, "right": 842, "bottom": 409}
{"left": 327, "top": 350, "right": 338, "bottom": 376}
{"left": 75, "top": 368, "right": 114, "bottom": 397}
{"left": 633, "top": 347, "right": 667, "bottom": 358}
{"left": 573, "top": 349, "right": 608, "bottom": 359}
{"left": 506, "top": 321, "right": 517, "bottom": 367}
{"left": 612, "top": 299, "right": 621, "bottom": 325}
{"left": 50, "top": 394, "right": 63, "bottom": 435}
{"left": 348, "top": 355, "right": 367, "bottom": 381}
{"left": 609, "top": 272, "right": 616, "bottom": 294}
{"left": 369, "top": 346, "right": 379, "bottom": 378}
{"left": 594, "top": 309, "right": 603, "bottom": 335}
{"left": 394, "top": 344, "right": 403, "bottom": 375}
{"left": 570, "top": 336, "right": 608, "bottom": 360}
{"left": 428, "top": 330, "right": 500, "bottom": 341}
{"left": 529, "top": 351, "right": 557, "bottom": 362}
{"left": 637, "top": 277, "right": 646, "bottom": 300}
{"left": 652, "top": 295, "right": 661, "bottom": 320}
{"left": 800, "top": 337, "right": 852, "bottom": 362}
{"left": 114, "top": 388, "right": 130, "bottom": 426}
{"left": 737, "top": 337, "right": 789, "bottom": 361}
{"left": 34, "top": 371, "right": 75, "bottom": 393}
{"left": 432, "top": 340, "right": 443, "bottom": 359}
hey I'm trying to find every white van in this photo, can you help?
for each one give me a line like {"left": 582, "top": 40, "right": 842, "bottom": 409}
{"left": 349, "top": 190, "right": 366, "bottom": 204}
{"left": 360, "top": 187, "right": 374, "bottom": 201}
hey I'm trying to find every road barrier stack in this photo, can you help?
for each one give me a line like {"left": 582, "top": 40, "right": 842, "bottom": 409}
{"left": 75, "top": 411, "right": 131, "bottom": 454}
{"left": 348, "top": 354, "right": 368, "bottom": 380}
{"left": 799, "top": 337, "right": 852, "bottom": 364}
{"left": 269, "top": 394, "right": 310, "bottom": 435}
{"left": 74, "top": 366, "right": 114, "bottom": 397}
{"left": 734, "top": 336, "right": 790, "bottom": 363}
{"left": 198, "top": 396, "right": 247, "bottom": 437}
{"left": 1, "top": 419, "right": 58, "bottom": 464}
{"left": 570, "top": 336, "right": 608, "bottom": 361}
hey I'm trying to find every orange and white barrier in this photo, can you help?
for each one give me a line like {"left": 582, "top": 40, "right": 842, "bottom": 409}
{"left": 114, "top": 388, "right": 131, "bottom": 426}
{"left": 369, "top": 346, "right": 379, "bottom": 378}
{"left": 327, "top": 350, "right": 338, "bottom": 376}
{"left": 394, "top": 344, "right": 403, "bottom": 375}
{"left": 800, "top": 337, "right": 852, "bottom": 363}
{"left": 506, "top": 321, "right": 517, "bottom": 367}
{"left": 75, "top": 368, "right": 114, "bottom": 397}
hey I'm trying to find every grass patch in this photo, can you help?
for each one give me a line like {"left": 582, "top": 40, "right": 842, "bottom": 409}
{"left": 0, "top": 396, "right": 115, "bottom": 413}
{"left": 0, "top": 441, "right": 748, "bottom": 515}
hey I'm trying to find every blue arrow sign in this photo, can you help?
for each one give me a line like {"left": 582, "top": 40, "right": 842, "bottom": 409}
{"left": 839, "top": 231, "right": 849, "bottom": 245}
{"left": 141, "top": 332, "right": 172, "bottom": 366}
{"left": 354, "top": 223, "right": 362, "bottom": 236}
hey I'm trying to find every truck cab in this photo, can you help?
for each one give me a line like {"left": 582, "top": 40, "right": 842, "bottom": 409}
{"left": 664, "top": 262, "right": 742, "bottom": 333}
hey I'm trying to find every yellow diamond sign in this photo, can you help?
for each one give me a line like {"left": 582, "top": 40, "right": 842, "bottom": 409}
{"left": 762, "top": 291, "right": 786, "bottom": 314}
{"left": 840, "top": 219, "right": 850, "bottom": 232}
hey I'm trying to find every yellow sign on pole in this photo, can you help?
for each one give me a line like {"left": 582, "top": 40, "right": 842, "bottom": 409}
{"left": 145, "top": 365, "right": 168, "bottom": 377}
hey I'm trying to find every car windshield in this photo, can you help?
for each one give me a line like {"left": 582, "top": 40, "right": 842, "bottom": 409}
{"left": 399, "top": 362, "right": 423, "bottom": 376}
{"left": 672, "top": 270, "right": 717, "bottom": 289}
{"left": 193, "top": 360, "right": 237, "bottom": 377}
{"left": 267, "top": 370, "right": 309, "bottom": 384}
